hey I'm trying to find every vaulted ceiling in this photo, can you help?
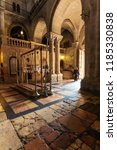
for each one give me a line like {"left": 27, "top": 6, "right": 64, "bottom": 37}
{"left": 52, "top": 0, "right": 83, "bottom": 38}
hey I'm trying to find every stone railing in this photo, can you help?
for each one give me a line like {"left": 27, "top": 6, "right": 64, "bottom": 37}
{"left": 1, "top": 36, "right": 31, "bottom": 48}
{"left": 7, "top": 37, "right": 31, "bottom": 48}
{"left": 30, "top": 41, "right": 47, "bottom": 49}
{"left": 0, "top": 35, "right": 48, "bottom": 49}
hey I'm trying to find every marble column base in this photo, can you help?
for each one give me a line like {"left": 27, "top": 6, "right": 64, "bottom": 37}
{"left": 57, "top": 73, "right": 63, "bottom": 82}
{"left": 51, "top": 74, "right": 57, "bottom": 83}
{"left": 81, "top": 77, "right": 100, "bottom": 95}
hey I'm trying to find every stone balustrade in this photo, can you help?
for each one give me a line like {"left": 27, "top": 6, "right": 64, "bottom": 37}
{"left": 6, "top": 37, "right": 31, "bottom": 48}
{"left": 0, "top": 35, "right": 48, "bottom": 50}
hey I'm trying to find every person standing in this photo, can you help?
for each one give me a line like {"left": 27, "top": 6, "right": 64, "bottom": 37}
{"left": 73, "top": 67, "right": 79, "bottom": 81}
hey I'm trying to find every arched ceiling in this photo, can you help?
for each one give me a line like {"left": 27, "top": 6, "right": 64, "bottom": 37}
{"left": 61, "top": 19, "right": 76, "bottom": 41}
{"left": 52, "top": 0, "right": 83, "bottom": 40}
{"left": 33, "top": 18, "right": 47, "bottom": 43}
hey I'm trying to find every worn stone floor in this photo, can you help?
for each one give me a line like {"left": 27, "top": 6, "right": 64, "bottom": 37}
{"left": 0, "top": 80, "right": 100, "bottom": 150}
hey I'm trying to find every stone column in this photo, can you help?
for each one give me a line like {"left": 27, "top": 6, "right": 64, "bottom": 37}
{"left": 55, "top": 35, "right": 63, "bottom": 82}
{"left": 49, "top": 32, "right": 57, "bottom": 82}
{"left": 0, "top": 1, "right": 5, "bottom": 35}
{"left": 0, "top": 0, "right": 5, "bottom": 6}
{"left": 0, "top": 6, "right": 5, "bottom": 59}
{"left": 94, "top": 0, "right": 100, "bottom": 80}
{"left": 79, "top": 49, "right": 85, "bottom": 79}
{"left": 72, "top": 42, "right": 79, "bottom": 68}
{"left": 81, "top": 0, "right": 100, "bottom": 94}
{"left": 0, "top": 2, "right": 5, "bottom": 81}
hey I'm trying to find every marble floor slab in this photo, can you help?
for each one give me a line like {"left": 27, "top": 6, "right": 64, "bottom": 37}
{"left": 10, "top": 100, "right": 38, "bottom": 114}
{"left": 56, "top": 90, "right": 75, "bottom": 96}
{"left": 0, "top": 120, "right": 22, "bottom": 150}
{"left": 0, "top": 80, "right": 100, "bottom": 150}
{"left": 37, "top": 93, "right": 64, "bottom": 105}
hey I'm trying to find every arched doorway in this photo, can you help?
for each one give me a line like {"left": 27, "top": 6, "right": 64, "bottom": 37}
{"left": 33, "top": 18, "right": 49, "bottom": 76}
{"left": 60, "top": 28, "right": 74, "bottom": 79}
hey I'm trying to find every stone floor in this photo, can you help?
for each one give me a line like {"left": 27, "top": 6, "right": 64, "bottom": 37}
{"left": 0, "top": 80, "right": 100, "bottom": 150}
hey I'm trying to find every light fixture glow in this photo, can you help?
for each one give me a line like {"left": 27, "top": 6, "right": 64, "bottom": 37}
{"left": 1, "top": 51, "right": 3, "bottom": 63}
{"left": 20, "top": 30, "right": 24, "bottom": 35}
{"left": 60, "top": 55, "right": 64, "bottom": 60}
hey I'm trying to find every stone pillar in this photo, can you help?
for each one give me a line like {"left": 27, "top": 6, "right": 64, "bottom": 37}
{"left": 49, "top": 36, "right": 55, "bottom": 74}
{"left": 72, "top": 42, "right": 79, "bottom": 68}
{"left": 49, "top": 32, "right": 57, "bottom": 82}
{"left": 0, "top": 1, "right": 5, "bottom": 35}
{"left": 0, "top": 0, "right": 5, "bottom": 6}
{"left": 0, "top": 10, "right": 4, "bottom": 55}
{"left": 94, "top": 0, "right": 100, "bottom": 80}
{"left": 55, "top": 35, "right": 63, "bottom": 82}
{"left": 81, "top": 0, "right": 100, "bottom": 94}
{"left": 0, "top": 3, "right": 5, "bottom": 81}
{"left": 79, "top": 49, "right": 85, "bottom": 79}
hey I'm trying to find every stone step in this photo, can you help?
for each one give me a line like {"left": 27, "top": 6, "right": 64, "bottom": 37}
{"left": 11, "top": 85, "right": 34, "bottom": 97}
{"left": 11, "top": 84, "right": 52, "bottom": 97}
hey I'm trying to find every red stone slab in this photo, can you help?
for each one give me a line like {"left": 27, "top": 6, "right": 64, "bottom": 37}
{"left": 58, "top": 114, "right": 89, "bottom": 133}
{"left": 39, "top": 125, "right": 60, "bottom": 144}
{"left": 50, "top": 132, "right": 76, "bottom": 149}
{"left": 72, "top": 108, "right": 97, "bottom": 124}
{"left": 24, "top": 137, "right": 49, "bottom": 150}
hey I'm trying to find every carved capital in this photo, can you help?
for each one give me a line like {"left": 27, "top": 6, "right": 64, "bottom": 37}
{"left": 72, "top": 42, "right": 79, "bottom": 48}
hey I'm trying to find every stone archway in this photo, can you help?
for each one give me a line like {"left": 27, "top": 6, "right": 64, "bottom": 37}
{"left": 8, "top": 24, "right": 29, "bottom": 40}
{"left": 50, "top": 0, "right": 85, "bottom": 80}
{"left": 60, "top": 19, "right": 75, "bottom": 79}
{"left": 51, "top": 0, "right": 82, "bottom": 35}
{"left": 33, "top": 18, "right": 47, "bottom": 43}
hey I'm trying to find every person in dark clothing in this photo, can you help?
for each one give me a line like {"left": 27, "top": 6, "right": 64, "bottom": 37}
{"left": 73, "top": 67, "right": 79, "bottom": 81}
